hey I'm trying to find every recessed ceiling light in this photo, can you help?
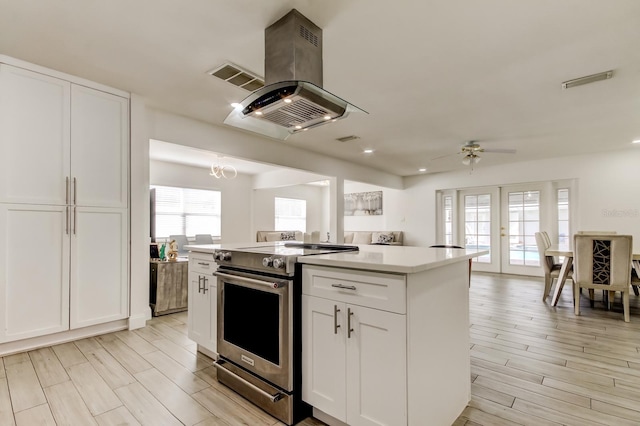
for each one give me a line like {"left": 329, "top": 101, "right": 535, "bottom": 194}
{"left": 633, "top": 139, "right": 640, "bottom": 144}
{"left": 284, "top": 98, "right": 292, "bottom": 103}
{"left": 363, "top": 149, "right": 374, "bottom": 154}
{"left": 295, "top": 125, "right": 302, "bottom": 129}
{"left": 230, "top": 102, "right": 242, "bottom": 109}
{"left": 324, "top": 115, "right": 331, "bottom": 120}
{"left": 255, "top": 111, "right": 263, "bottom": 116}
{"left": 418, "top": 168, "right": 427, "bottom": 172}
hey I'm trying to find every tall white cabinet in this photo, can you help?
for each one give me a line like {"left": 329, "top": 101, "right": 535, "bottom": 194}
{"left": 0, "top": 59, "right": 129, "bottom": 344}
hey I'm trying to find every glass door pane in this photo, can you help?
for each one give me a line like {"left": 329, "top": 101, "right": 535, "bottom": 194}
{"left": 464, "top": 194, "right": 492, "bottom": 264}
{"left": 507, "top": 191, "right": 540, "bottom": 266}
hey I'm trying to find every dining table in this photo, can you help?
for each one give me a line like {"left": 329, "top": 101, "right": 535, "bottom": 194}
{"left": 545, "top": 245, "right": 640, "bottom": 306}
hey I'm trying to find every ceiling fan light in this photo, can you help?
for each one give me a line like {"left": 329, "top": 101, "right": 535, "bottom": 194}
{"left": 462, "top": 156, "right": 471, "bottom": 166}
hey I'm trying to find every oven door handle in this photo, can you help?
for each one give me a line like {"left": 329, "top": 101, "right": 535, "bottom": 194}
{"left": 214, "top": 271, "right": 287, "bottom": 289}
{"left": 213, "top": 360, "right": 283, "bottom": 402}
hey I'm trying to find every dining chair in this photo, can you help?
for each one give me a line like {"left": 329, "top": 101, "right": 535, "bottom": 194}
{"left": 535, "top": 232, "right": 569, "bottom": 302}
{"left": 195, "top": 234, "right": 214, "bottom": 244}
{"left": 573, "top": 234, "right": 632, "bottom": 322}
{"left": 169, "top": 234, "right": 189, "bottom": 256}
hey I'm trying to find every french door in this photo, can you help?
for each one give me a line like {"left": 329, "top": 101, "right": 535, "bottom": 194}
{"left": 455, "top": 183, "right": 557, "bottom": 275}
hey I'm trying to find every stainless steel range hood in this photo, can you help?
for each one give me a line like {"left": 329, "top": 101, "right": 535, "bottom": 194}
{"left": 223, "top": 9, "right": 366, "bottom": 140}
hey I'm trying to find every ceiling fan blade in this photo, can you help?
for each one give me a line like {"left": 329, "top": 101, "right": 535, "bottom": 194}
{"left": 430, "top": 151, "right": 462, "bottom": 161}
{"left": 482, "top": 148, "right": 516, "bottom": 154}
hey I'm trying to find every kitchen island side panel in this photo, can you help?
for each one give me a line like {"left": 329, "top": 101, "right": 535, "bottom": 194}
{"left": 406, "top": 261, "right": 470, "bottom": 426}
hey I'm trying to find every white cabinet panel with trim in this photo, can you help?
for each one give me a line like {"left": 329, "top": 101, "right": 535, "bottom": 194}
{"left": 188, "top": 252, "right": 218, "bottom": 357}
{"left": 0, "top": 57, "right": 129, "bottom": 346}
{"left": 0, "top": 204, "right": 70, "bottom": 342}
{"left": 302, "top": 266, "right": 407, "bottom": 426}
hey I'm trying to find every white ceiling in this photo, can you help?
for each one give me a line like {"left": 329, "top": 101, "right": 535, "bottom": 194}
{"left": 2, "top": 0, "right": 639, "bottom": 176}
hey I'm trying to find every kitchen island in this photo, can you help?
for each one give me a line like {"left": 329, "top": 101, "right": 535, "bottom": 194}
{"left": 297, "top": 245, "right": 485, "bottom": 426}
{"left": 185, "top": 242, "right": 484, "bottom": 426}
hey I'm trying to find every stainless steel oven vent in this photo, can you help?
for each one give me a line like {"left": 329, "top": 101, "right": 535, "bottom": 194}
{"left": 224, "top": 9, "right": 366, "bottom": 140}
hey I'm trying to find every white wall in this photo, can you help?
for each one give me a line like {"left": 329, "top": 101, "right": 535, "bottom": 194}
{"left": 343, "top": 181, "right": 406, "bottom": 233}
{"left": 253, "top": 185, "right": 324, "bottom": 238}
{"left": 150, "top": 160, "right": 254, "bottom": 244}
{"left": 401, "top": 148, "right": 640, "bottom": 249}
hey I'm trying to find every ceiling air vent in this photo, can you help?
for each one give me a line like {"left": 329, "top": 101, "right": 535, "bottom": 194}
{"left": 336, "top": 135, "right": 360, "bottom": 143}
{"left": 208, "top": 63, "right": 265, "bottom": 92}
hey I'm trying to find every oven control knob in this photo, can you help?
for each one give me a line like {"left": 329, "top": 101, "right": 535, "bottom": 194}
{"left": 262, "top": 257, "right": 273, "bottom": 267}
{"left": 272, "top": 257, "right": 285, "bottom": 269}
{"left": 216, "top": 252, "right": 231, "bottom": 262}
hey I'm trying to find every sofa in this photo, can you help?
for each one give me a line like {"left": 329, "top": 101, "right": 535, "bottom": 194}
{"left": 256, "top": 231, "right": 303, "bottom": 242}
{"left": 344, "top": 231, "right": 404, "bottom": 246}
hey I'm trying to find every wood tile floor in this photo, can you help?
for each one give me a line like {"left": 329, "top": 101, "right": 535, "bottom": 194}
{"left": 2, "top": 273, "right": 640, "bottom": 425}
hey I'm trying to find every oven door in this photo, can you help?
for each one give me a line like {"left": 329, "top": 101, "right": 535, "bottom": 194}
{"left": 215, "top": 269, "right": 293, "bottom": 391}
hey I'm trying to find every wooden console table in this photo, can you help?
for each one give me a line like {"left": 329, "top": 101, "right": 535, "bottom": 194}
{"left": 150, "top": 258, "right": 189, "bottom": 316}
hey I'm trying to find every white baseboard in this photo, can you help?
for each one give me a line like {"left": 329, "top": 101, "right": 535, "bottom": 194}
{"left": 313, "top": 408, "right": 349, "bottom": 426}
{"left": 0, "top": 320, "right": 128, "bottom": 357}
{"left": 128, "top": 308, "right": 152, "bottom": 330}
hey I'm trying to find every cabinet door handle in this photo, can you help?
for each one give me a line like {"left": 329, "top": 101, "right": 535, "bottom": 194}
{"left": 198, "top": 276, "right": 203, "bottom": 293}
{"left": 333, "top": 305, "right": 341, "bottom": 334}
{"left": 347, "top": 308, "right": 354, "bottom": 339}
{"left": 73, "top": 177, "right": 77, "bottom": 205}
{"left": 73, "top": 206, "right": 77, "bottom": 234}
{"left": 65, "top": 177, "right": 70, "bottom": 204}
{"left": 65, "top": 206, "right": 69, "bottom": 235}
{"left": 331, "top": 283, "right": 357, "bottom": 291}
{"left": 203, "top": 277, "right": 208, "bottom": 294}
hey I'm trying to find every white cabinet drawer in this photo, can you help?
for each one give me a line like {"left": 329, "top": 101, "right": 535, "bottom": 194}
{"left": 189, "top": 252, "right": 216, "bottom": 275}
{"left": 302, "top": 265, "right": 406, "bottom": 314}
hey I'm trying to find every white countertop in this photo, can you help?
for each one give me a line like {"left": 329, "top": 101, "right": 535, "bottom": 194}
{"left": 185, "top": 242, "right": 487, "bottom": 274}
{"left": 297, "top": 245, "right": 487, "bottom": 274}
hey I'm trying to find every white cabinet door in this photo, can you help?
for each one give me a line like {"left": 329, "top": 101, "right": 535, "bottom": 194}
{"left": 302, "top": 295, "right": 347, "bottom": 422}
{"left": 188, "top": 271, "right": 211, "bottom": 345}
{"left": 0, "top": 204, "right": 70, "bottom": 342}
{"left": 70, "top": 207, "right": 128, "bottom": 329}
{"left": 346, "top": 305, "right": 407, "bottom": 426}
{"left": 0, "top": 64, "right": 70, "bottom": 205}
{"left": 71, "top": 85, "right": 129, "bottom": 209}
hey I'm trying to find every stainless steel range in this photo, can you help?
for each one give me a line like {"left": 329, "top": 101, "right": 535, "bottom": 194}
{"left": 212, "top": 242, "right": 358, "bottom": 425}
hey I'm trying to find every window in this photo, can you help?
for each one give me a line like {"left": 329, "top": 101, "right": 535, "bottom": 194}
{"left": 151, "top": 185, "right": 221, "bottom": 239}
{"left": 557, "top": 188, "right": 570, "bottom": 246}
{"left": 464, "top": 194, "right": 491, "bottom": 263}
{"left": 274, "top": 197, "right": 306, "bottom": 232}
{"left": 443, "top": 195, "right": 453, "bottom": 245}
{"left": 507, "top": 190, "right": 540, "bottom": 266}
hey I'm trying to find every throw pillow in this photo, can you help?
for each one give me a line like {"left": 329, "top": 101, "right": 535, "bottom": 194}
{"left": 376, "top": 233, "right": 394, "bottom": 244}
{"left": 280, "top": 231, "right": 296, "bottom": 240}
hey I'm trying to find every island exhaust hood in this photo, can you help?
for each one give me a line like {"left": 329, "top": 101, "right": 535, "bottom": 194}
{"left": 223, "top": 9, "right": 366, "bottom": 140}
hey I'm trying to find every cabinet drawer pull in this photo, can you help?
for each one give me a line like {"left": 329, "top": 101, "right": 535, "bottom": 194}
{"left": 348, "top": 308, "right": 354, "bottom": 338}
{"left": 331, "top": 283, "right": 357, "bottom": 291}
{"left": 334, "top": 305, "right": 341, "bottom": 334}
{"left": 197, "top": 262, "right": 210, "bottom": 266}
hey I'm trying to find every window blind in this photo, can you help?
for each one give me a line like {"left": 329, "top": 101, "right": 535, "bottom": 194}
{"left": 151, "top": 185, "right": 221, "bottom": 238}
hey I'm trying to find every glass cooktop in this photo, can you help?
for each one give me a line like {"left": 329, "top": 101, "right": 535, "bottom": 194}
{"left": 232, "top": 243, "right": 359, "bottom": 257}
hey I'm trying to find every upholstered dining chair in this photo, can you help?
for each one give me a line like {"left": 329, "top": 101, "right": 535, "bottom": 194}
{"left": 573, "top": 234, "right": 633, "bottom": 322}
{"left": 169, "top": 234, "right": 189, "bottom": 256}
{"left": 195, "top": 234, "right": 214, "bottom": 244}
{"left": 535, "top": 232, "right": 569, "bottom": 302}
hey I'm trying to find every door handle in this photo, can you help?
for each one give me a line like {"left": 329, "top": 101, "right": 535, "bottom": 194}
{"left": 333, "top": 305, "right": 341, "bottom": 334}
{"left": 347, "top": 308, "right": 354, "bottom": 338}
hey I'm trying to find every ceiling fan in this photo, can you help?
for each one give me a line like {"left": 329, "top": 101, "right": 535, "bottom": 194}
{"left": 432, "top": 141, "right": 517, "bottom": 168}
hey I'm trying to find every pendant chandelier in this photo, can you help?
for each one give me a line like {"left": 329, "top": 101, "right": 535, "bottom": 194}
{"left": 209, "top": 158, "right": 237, "bottom": 179}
